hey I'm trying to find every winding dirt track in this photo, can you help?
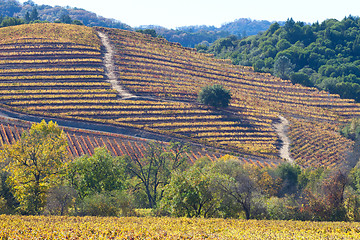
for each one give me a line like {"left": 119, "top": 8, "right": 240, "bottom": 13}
{"left": 97, "top": 31, "right": 136, "bottom": 99}
{"left": 273, "top": 116, "right": 294, "bottom": 164}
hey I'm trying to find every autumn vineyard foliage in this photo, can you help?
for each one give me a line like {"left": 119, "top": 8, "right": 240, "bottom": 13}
{"left": 1, "top": 215, "right": 360, "bottom": 239}
{"left": 1, "top": 20, "right": 360, "bottom": 239}
{"left": 0, "top": 116, "right": 224, "bottom": 165}
{"left": 0, "top": 23, "right": 360, "bottom": 169}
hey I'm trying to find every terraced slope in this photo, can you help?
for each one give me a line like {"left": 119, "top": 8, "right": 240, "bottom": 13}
{"left": 0, "top": 23, "right": 116, "bottom": 117}
{"left": 96, "top": 27, "right": 360, "bottom": 168}
{"left": 0, "top": 23, "right": 359, "bottom": 169}
{"left": 0, "top": 23, "right": 281, "bottom": 166}
{"left": 0, "top": 116, "right": 278, "bottom": 167}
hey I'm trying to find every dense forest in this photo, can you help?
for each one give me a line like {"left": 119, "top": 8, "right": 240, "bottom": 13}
{"left": 0, "top": 0, "right": 131, "bottom": 29}
{"left": 200, "top": 16, "right": 360, "bottom": 102}
{"left": 0, "top": 0, "right": 279, "bottom": 47}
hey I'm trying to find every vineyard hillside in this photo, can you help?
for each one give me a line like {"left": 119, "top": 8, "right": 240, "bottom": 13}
{"left": 0, "top": 23, "right": 360, "bottom": 168}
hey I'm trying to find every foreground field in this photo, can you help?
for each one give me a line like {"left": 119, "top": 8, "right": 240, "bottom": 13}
{"left": 1, "top": 215, "right": 360, "bottom": 239}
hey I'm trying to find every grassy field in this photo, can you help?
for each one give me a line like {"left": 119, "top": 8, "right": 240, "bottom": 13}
{"left": 1, "top": 215, "right": 360, "bottom": 239}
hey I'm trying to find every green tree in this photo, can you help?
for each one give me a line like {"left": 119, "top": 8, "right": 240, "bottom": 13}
{"left": 30, "top": 8, "right": 39, "bottom": 21}
{"left": 276, "top": 39, "right": 291, "bottom": 51}
{"left": 66, "top": 147, "right": 126, "bottom": 200}
{"left": 60, "top": 14, "right": 72, "bottom": 24}
{"left": 161, "top": 157, "right": 220, "bottom": 217}
{"left": 45, "top": 185, "right": 76, "bottom": 216}
{"left": 275, "top": 163, "right": 301, "bottom": 196}
{"left": 1, "top": 120, "right": 68, "bottom": 215}
{"left": 290, "top": 72, "right": 313, "bottom": 87}
{"left": 72, "top": 19, "right": 83, "bottom": 25}
{"left": 136, "top": 29, "right": 158, "bottom": 38}
{"left": 211, "top": 158, "right": 258, "bottom": 219}
{"left": 125, "top": 141, "right": 189, "bottom": 208}
{"left": 253, "top": 59, "right": 265, "bottom": 72}
{"left": 274, "top": 55, "right": 295, "bottom": 79}
{"left": 0, "top": 171, "right": 18, "bottom": 214}
{"left": 24, "top": 11, "right": 31, "bottom": 23}
{"left": 341, "top": 118, "right": 360, "bottom": 141}
{"left": 78, "top": 190, "right": 133, "bottom": 217}
{"left": 197, "top": 84, "right": 231, "bottom": 108}
{"left": 0, "top": 17, "right": 24, "bottom": 27}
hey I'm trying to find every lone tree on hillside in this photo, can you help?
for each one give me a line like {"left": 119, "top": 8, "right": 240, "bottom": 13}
{"left": 197, "top": 84, "right": 231, "bottom": 108}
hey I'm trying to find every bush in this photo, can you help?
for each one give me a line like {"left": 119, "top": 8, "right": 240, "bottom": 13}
{"left": 266, "top": 196, "right": 297, "bottom": 220}
{"left": 197, "top": 84, "right": 231, "bottom": 108}
{"left": 0, "top": 171, "right": 18, "bottom": 214}
{"left": 290, "top": 72, "right": 313, "bottom": 87}
{"left": 78, "top": 191, "right": 134, "bottom": 217}
{"left": 0, "top": 197, "right": 6, "bottom": 214}
{"left": 44, "top": 186, "right": 77, "bottom": 216}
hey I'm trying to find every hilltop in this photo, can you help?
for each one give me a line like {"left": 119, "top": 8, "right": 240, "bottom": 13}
{"left": 0, "top": 0, "right": 131, "bottom": 29}
{"left": 0, "top": 23, "right": 359, "bottom": 169}
{"left": 0, "top": 0, "right": 280, "bottom": 47}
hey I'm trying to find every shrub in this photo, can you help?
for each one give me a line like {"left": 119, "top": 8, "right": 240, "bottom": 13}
{"left": 197, "top": 84, "right": 231, "bottom": 108}
{"left": 78, "top": 191, "right": 133, "bottom": 217}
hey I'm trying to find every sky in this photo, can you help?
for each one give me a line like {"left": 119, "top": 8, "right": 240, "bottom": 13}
{"left": 18, "top": 0, "right": 360, "bottom": 29}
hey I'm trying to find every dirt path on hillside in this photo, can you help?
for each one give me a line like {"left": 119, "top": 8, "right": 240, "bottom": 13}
{"left": 97, "top": 31, "right": 136, "bottom": 99}
{"left": 273, "top": 115, "right": 294, "bottom": 164}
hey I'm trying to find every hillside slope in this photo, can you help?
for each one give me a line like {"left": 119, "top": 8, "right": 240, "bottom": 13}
{"left": 0, "top": 23, "right": 359, "bottom": 169}
{"left": 0, "top": 0, "right": 280, "bottom": 47}
{"left": 97, "top": 26, "right": 360, "bottom": 168}
{"left": 205, "top": 17, "right": 360, "bottom": 103}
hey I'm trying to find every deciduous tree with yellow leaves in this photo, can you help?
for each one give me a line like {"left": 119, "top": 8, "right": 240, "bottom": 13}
{"left": 0, "top": 120, "right": 68, "bottom": 215}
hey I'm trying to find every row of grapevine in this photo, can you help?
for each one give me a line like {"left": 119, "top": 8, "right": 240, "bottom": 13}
{"left": 287, "top": 118, "right": 353, "bottom": 168}
{"left": 0, "top": 23, "right": 280, "bottom": 160}
{"left": 0, "top": 116, "right": 281, "bottom": 167}
{"left": 1, "top": 215, "right": 360, "bottom": 239}
{"left": 0, "top": 23, "right": 101, "bottom": 48}
{"left": 1, "top": 23, "right": 359, "bottom": 168}
{"left": 96, "top": 27, "right": 360, "bottom": 168}
{"left": 98, "top": 27, "right": 360, "bottom": 120}
{"left": 0, "top": 24, "right": 120, "bottom": 135}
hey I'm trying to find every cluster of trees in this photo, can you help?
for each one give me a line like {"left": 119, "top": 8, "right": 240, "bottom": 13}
{"left": 0, "top": 7, "right": 83, "bottom": 28}
{"left": 0, "top": 0, "right": 130, "bottom": 29}
{"left": 341, "top": 118, "right": 360, "bottom": 141}
{"left": 200, "top": 16, "right": 360, "bottom": 102}
{"left": 138, "top": 19, "right": 283, "bottom": 48}
{"left": 1, "top": 120, "right": 360, "bottom": 221}
{"left": 0, "top": 1, "right": 281, "bottom": 48}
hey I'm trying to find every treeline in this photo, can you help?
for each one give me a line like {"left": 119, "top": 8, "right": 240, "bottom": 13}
{"left": 200, "top": 16, "right": 360, "bottom": 102}
{"left": 0, "top": 7, "right": 84, "bottom": 27}
{"left": 0, "top": 1, "right": 280, "bottom": 47}
{"left": 137, "top": 19, "right": 281, "bottom": 47}
{"left": 0, "top": 0, "right": 131, "bottom": 29}
{"left": 1, "top": 120, "right": 360, "bottom": 221}
{"left": 136, "top": 25, "right": 230, "bottom": 48}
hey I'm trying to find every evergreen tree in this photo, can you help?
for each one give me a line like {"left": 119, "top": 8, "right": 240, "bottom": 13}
{"left": 24, "top": 11, "right": 30, "bottom": 23}
{"left": 274, "top": 56, "right": 295, "bottom": 80}
{"left": 60, "top": 14, "right": 72, "bottom": 24}
{"left": 30, "top": 8, "right": 39, "bottom": 21}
